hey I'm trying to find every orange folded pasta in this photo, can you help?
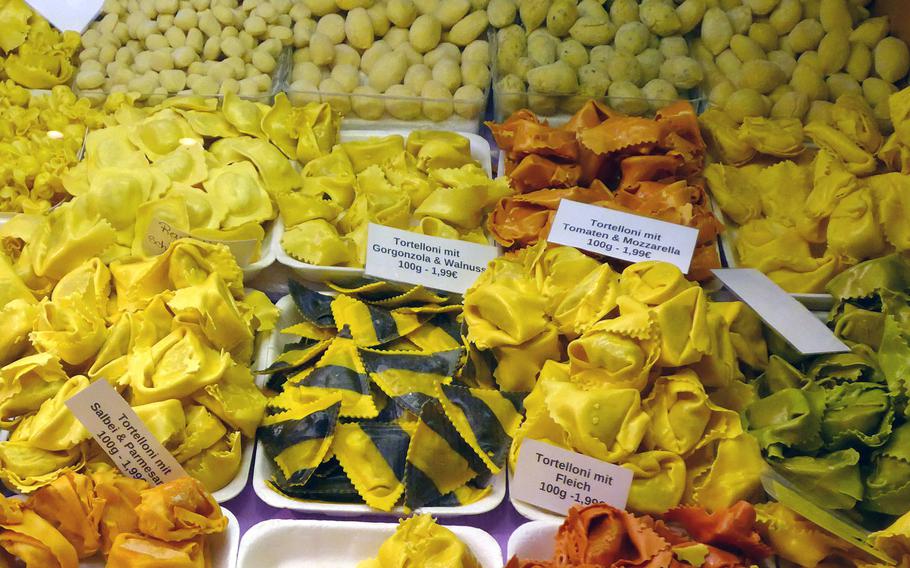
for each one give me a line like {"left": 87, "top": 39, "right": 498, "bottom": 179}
{"left": 507, "top": 502, "right": 772, "bottom": 568}
{"left": 135, "top": 477, "right": 227, "bottom": 542}
{"left": 487, "top": 99, "right": 721, "bottom": 282}
{"left": 488, "top": 183, "right": 612, "bottom": 248}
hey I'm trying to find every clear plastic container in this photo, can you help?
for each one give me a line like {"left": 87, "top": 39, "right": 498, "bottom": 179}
{"left": 490, "top": 31, "right": 704, "bottom": 124}
{"left": 283, "top": 32, "right": 493, "bottom": 133}
{"left": 73, "top": 48, "right": 292, "bottom": 106}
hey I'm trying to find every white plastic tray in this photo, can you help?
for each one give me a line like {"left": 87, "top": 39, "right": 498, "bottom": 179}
{"left": 712, "top": 200, "right": 834, "bottom": 311}
{"left": 251, "top": 292, "right": 506, "bottom": 516}
{"left": 275, "top": 129, "right": 494, "bottom": 284}
{"left": 83, "top": 506, "right": 239, "bottom": 568}
{"left": 241, "top": 220, "right": 278, "bottom": 282}
{"left": 507, "top": 520, "right": 560, "bottom": 563}
{"left": 238, "top": 519, "right": 503, "bottom": 568}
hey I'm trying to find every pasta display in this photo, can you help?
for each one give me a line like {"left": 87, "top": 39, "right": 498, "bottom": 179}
{"left": 6, "top": 0, "right": 910, "bottom": 563}
{"left": 705, "top": 87, "right": 910, "bottom": 293}
{"left": 489, "top": 99, "right": 722, "bottom": 281}
{"left": 279, "top": 130, "right": 510, "bottom": 267}
{"left": 465, "top": 244, "right": 768, "bottom": 515}
{"left": 0, "top": 83, "right": 107, "bottom": 214}
{"left": 3, "top": 93, "right": 339, "bottom": 270}
{"left": 259, "top": 280, "right": 523, "bottom": 511}
{"left": 287, "top": 0, "right": 491, "bottom": 122}
{"left": 0, "top": 237, "right": 277, "bottom": 494}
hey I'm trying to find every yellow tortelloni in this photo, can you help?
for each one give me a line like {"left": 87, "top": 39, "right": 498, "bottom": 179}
{"left": 0, "top": 2, "right": 80, "bottom": 90}
{"left": 110, "top": 239, "right": 244, "bottom": 312}
{"left": 826, "top": 185, "right": 889, "bottom": 263}
{"left": 358, "top": 514, "right": 481, "bottom": 568}
{"left": 805, "top": 121, "right": 878, "bottom": 176}
{"left": 567, "top": 318, "right": 659, "bottom": 392}
{"left": 0, "top": 352, "right": 67, "bottom": 423}
{"left": 0, "top": 375, "right": 91, "bottom": 490}
{"left": 736, "top": 218, "right": 842, "bottom": 293}
{"left": 868, "top": 172, "right": 910, "bottom": 252}
{"left": 10, "top": 376, "right": 90, "bottom": 452}
{"left": 642, "top": 371, "right": 743, "bottom": 457}
{"left": 698, "top": 109, "right": 757, "bottom": 165}
{"left": 127, "top": 327, "right": 231, "bottom": 406}
{"left": 510, "top": 361, "right": 651, "bottom": 470}
{"left": 704, "top": 163, "right": 764, "bottom": 226}
{"left": 738, "top": 117, "right": 806, "bottom": 157}
{"left": 29, "top": 294, "right": 107, "bottom": 367}
{"left": 0, "top": 254, "right": 38, "bottom": 366}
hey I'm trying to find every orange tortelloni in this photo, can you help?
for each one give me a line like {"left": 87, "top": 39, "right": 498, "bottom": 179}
{"left": 0, "top": 471, "right": 227, "bottom": 567}
{"left": 487, "top": 100, "right": 721, "bottom": 281}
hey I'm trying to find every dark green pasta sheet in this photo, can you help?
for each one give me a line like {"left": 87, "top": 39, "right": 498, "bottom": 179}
{"left": 744, "top": 254, "right": 910, "bottom": 526}
{"left": 257, "top": 281, "right": 525, "bottom": 511}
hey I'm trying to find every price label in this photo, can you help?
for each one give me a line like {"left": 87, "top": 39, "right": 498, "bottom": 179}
{"left": 145, "top": 218, "right": 259, "bottom": 266}
{"left": 364, "top": 224, "right": 499, "bottom": 294}
{"left": 65, "top": 380, "right": 187, "bottom": 485}
{"left": 25, "top": 0, "right": 104, "bottom": 32}
{"left": 547, "top": 199, "right": 699, "bottom": 273}
{"left": 713, "top": 268, "right": 849, "bottom": 355}
{"left": 511, "top": 439, "right": 633, "bottom": 516}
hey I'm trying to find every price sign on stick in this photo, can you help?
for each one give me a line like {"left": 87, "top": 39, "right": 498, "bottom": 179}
{"left": 713, "top": 268, "right": 849, "bottom": 355}
{"left": 66, "top": 380, "right": 187, "bottom": 485}
{"left": 547, "top": 200, "right": 699, "bottom": 273}
{"left": 364, "top": 224, "right": 499, "bottom": 294}
{"left": 511, "top": 439, "right": 633, "bottom": 516}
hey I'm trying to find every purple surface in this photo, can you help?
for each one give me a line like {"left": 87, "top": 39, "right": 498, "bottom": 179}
{"left": 222, "top": 456, "right": 527, "bottom": 561}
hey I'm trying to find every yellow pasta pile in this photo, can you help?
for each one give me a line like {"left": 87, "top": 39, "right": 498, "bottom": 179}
{"left": 4, "top": 93, "right": 339, "bottom": 272}
{"left": 0, "top": 238, "right": 277, "bottom": 494}
{"left": 0, "top": 83, "right": 107, "bottom": 214}
{"left": 0, "top": 0, "right": 81, "bottom": 89}
{"left": 464, "top": 242, "right": 769, "bottom": 515}
{"left": 280, "top": 130, "right": 510, "bottom": 267}
{"left": 706, "top": 88, "right": 910, "bottom": 293}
